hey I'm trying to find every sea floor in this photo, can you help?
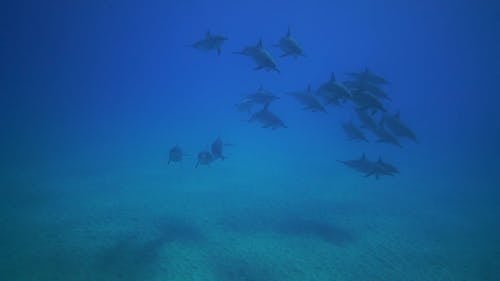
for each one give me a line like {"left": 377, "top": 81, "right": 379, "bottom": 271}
{"left": 1, "top": 164, "right": 499, "bottom": 281}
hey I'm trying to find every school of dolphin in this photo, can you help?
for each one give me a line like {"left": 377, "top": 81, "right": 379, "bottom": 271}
{"left": 171, "top": 28, "right": 418, "bottom": 180}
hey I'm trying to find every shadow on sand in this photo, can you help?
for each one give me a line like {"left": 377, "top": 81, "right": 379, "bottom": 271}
{"left": 94, "top": 215, "right": 205, "bottom": 280}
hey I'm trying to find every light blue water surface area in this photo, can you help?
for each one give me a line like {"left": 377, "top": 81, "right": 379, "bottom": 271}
{"left": 1, "top": 0, "right": 499, "bottom": 280}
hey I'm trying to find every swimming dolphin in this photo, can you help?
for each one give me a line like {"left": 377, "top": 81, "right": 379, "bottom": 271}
{"left": 337, "top": 153, "right": 374, "bottom": 175}
{"left": 187, "top": 31, "right": 227, "bottom": 55}
{"left": 343, "top": 79, "right": 390, "bottom": 100}
{"left": 372, "top": 125, "right": 402, "bottom": 147}
{"left": 341, "top": 121, "right": 368, "bottom": 142}
{"left": 246, "top": 85, "right": 280, "bottom": 105}
{"left": 211, "top": 137, "right": 227, "bottom": 161}
{"left": 234, "top": 39, "right": 280, "bottom": 73}
{"left": 195, "top": 150, "right": 214, "bottom": 168}
{"left": 356, "top": 108, "right": 378, "bottom": 132}
{"left": 375, "top": 156, "right": 399, "bottom": 175}
{"left": 168, "top": 145, "right": 185, "bottom": 164}
{"left": 382, "top": 112, "right": 418, "bottom": 143}
{"left": 249, "top": 103, "right": 287, "bottom": 129}
{"left": 273, "top": 27, "right": 306, "bottom": 58}
{"left": 233, "top": 39, "right": 262, "bottom": 57}
{"left": 349, "top": 90, "right": 386, "bottom": 113}
{"left": 316, "top": 72, "right": 351, "bottom": 105}
{"left": 287, "top": 84, "right": 326, "bottom": 112}
{"left": 235, "top": 98, "right": 254, "bottom": 114}
{"left": 364, "top": 157, "right": 399, "bottom": 179}
{"left": 339, "top": 154, "right": 398, "bottom": 179}
{"left": 346, "top": 68, "right": 388, "bottom": 85}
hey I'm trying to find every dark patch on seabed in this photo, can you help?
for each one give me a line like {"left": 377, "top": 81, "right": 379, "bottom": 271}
{"left": 218, "top": 210, "right": 354, "bottom": 246}
{"left": 95, "top": 234, "right": 164, "bottom": 280}
{"left": 93, "top": 215, "right": 204, "bottom": 280}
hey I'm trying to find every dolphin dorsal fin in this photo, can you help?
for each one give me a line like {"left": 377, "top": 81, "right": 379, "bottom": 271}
{"left": 286, "top": 26, "right": 291, "bottom": 38}
{"left": 263, "top": 102, "right": 270, "bottom": 111}
{"left": 378, "top": 156, "right": 382, "bottom": 163}
{"left": 257, "top": 38, "right": 263, "bottom": 49}
{"left": 361, "top": 153, "right": 366, "bottom": 160}
{"left": 330, "top": 72, "right": 336, "bottom": 82}
{"left": 206, "top": 30, "right": 211, "bottom": 38}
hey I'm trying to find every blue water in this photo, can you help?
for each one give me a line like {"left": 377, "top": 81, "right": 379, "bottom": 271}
{"left": 1, "top": 0, "right": 499, "bottom": 280}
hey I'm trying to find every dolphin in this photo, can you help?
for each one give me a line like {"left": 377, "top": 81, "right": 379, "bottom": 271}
{"left": 211, "top": 137, "right": 228, "bottom": 161}
{"left": 168, "top": 145, "right": 185, "bottom": 164}
{"left": 249, "top": 103, "right": 287, "bottom": 129}
{"left": 356, "top": 108, "right": 378, "bottom": 132}
{"left": 346, "top": 68, "right": 388, "bottom": 85}
{"left": 187, "top": 31, "right": 227, "bottom": 55}
{"left": 349, "top": 90, "right": 386, "bottom": 113}
{"left": 273, "top": 27, "right": 306, "bottom": 58}
{"left": 382, "top": 112, "right": 418, "bottom": 143}
{"left": 339, "top": 154, "right": 398, "bottom": 179}
{"left": 375, "top": 157, "right": 399, "bottom": 175}
{"left": 364, "top": 157, "right": 399, "bottom": 179}
{"left": 233, "top": 39, "right": 262, "bottom": 57}
{"left": 338, "top": 153, "right": 375, "bottom": 175}
{"left": 343, "top": 79, "right": 390, "bottom": 100}
{"left": 316, "top": 72, "right": 351, "bottom": 105}
{"left": 195, "top": 150, "right": 214, "bottom": 168}
{"left": 234, "top": 39, "right": 280, "bottom": 73}
{"left": 287, "top": 84, "right": 326, "bottom": 112}
{"left": 341, "top": 121, "right": 368, "bottom": 142}
{"left": 235, "top": 98, "right": 254, "bottom": 114}
{"left": 246, "top": 85, "right": 280, "bottom": 105}
{"left": 372, "top": 125, "right": 403, "bottom": 148}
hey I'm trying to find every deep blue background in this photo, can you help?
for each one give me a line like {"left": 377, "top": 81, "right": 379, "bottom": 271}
{"left": 1, "top": 0, "right": 499, "bottom": 193}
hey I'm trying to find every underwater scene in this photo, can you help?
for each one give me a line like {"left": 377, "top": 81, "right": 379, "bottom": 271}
{"left": 1, "top": 0, "right": 500, "bottom": 280}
